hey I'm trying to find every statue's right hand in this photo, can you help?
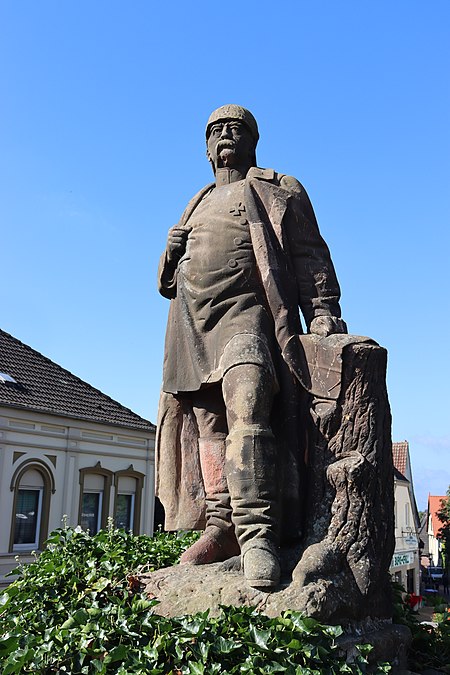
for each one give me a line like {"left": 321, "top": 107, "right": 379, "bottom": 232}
{"left": 166, "top": 225, "right": 191, "bottom": 264}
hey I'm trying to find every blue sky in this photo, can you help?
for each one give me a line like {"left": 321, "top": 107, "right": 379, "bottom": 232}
{"left": 1, "top": 1, "right": 449, "bottom": 510}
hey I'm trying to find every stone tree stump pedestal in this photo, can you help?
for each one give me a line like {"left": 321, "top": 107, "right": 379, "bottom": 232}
{"left": 290, "top": 334, "right": 395, "bottom": 623}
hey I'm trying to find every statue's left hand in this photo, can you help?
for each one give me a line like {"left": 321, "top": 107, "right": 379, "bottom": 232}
{"left": 309, "top": 316, "right": 348, "bottom": 337}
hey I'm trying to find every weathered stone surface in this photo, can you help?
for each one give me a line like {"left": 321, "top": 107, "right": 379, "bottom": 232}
{"left": 140, "top": 563, "right": 410, "bottom": 670}
{"left": 141, "top": 562, "right": 265, "bottom": 617}
{"left": 156, "top": 105, "right": 347, "bottom": 586}
{"left": 140, "top": 558, "right": 369, "bottom": 618}
{"left": 155, "top": 105, "right": 395, "bottom": 625}
{"left": 292, "top": 338, "right": 394, "bottom": 622}
{"left": 146, "top": 337, "right": 394, "bottom": 624}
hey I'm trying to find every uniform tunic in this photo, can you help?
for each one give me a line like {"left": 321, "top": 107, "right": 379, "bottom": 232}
{"left": 162, "top": 179, "right": 275, "bottom": 394}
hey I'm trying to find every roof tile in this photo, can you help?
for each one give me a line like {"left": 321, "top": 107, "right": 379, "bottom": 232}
{"left": 392, "top": 441, "right": 408, "bottom": 475}
{"left": 428, "top": 494, "right": 447, "bottom": 538}
{"left": 0, "top": 329, "right": 154, "bottom": 432}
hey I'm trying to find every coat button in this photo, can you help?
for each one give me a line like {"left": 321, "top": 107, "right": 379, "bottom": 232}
{"left": 228, "top": 259, "right": 238, "bottom": 268}
{"left": 239, "top": 218, "right": 248, "bottom": 226}
{"left": 234, "top": 237, "right": 243, "bottom": 246}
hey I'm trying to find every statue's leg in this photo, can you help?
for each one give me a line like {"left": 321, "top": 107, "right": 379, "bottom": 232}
{"left": 223, "top": 364, "right": 280, "bottom": 588}
{"left": 180, "top": 387, "right": 239, "bottom": 565}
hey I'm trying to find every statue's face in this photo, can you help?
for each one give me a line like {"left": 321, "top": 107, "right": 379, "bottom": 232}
{"left": 207, "top": 119, "right": 255, "bottom": 171}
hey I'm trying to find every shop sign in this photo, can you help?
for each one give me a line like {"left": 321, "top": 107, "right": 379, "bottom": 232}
{"left": 391, "top": 551, "right": 414, "bottom": 568}
{"left": 404, "top": 533, "right": 418, "bottom": 547}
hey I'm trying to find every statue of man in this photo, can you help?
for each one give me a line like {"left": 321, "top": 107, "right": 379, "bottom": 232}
{"left": 156, "top": 105, "right": 346, "bottom": 588}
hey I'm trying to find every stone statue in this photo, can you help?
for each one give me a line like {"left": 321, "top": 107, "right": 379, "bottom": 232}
{"left": 156, "top": 104, "right": 347, "bottom": 589}
{"left": 149, "top": 107, "right": 398, "bottom": 655}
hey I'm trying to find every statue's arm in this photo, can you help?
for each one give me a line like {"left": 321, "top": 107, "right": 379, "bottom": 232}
{"left": 281, "top": 176, "right": 347, "bottom": 335}
{"left": 157, "top": 184, "right": 214, "bottom": 300}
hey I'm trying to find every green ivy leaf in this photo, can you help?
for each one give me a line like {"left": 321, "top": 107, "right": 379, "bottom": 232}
{"left": 104, "top": 644, "right": 129, "bottom": 664}
{"left": 250, "top": 626, "right": 271, "bottom": 650}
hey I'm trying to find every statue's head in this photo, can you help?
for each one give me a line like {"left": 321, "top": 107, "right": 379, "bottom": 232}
{"left": 205, "top": 104, "right": 259, "bottom": 174}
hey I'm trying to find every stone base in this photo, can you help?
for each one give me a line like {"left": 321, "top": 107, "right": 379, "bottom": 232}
{"left": 140, "top": 555, "right": 389, "bottom": 622}
{"left": 140, "top": 562, "right": 411, "bottom": 670}
{"left": 140, "top": 560, "right": 273, "bottom": 617}
{"left": 142, "top": 557, "right": 356, "bottom": 619}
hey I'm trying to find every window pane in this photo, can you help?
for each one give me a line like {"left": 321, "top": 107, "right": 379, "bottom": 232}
{"left": 115, "top": 494, "right": 133, "bottom": 530}
{"left": 14, "top": 489, "right": 40, "bottom": 545}
{"left": 81, "top": 493, "right": 101, "bottom": 534}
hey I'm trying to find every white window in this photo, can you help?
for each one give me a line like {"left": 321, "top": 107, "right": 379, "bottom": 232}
{"left": 81, "top": 492, "right": 103, "bottom": 534}
{"left": 14, "top": 488, "right": 43, "bottom": 551}
{"left": 405, "top": 503, "right": 410, "bottom": 528}
{"left": 13, "top": 468, "right": 45, "bottom": 551}
{"left": 115, "top": 493, "right": 135, "bottom": 531}
{"left": 115, "top": 476, "right": 136, "bottom": 531}
{"left": 80, "top": 474, "right": 105, "bottom": 534}
{"left": 78, "top": 464, "right": 114, "bottom": 534}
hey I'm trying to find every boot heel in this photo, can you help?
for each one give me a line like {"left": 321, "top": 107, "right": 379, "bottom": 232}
{"left": 243, "top": 546, "right": 280, "bottom": 588}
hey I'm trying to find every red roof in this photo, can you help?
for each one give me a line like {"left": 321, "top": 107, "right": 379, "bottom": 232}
{"left": 428, "top": 494, "right": 447, "bottom": 537}
{"left": 392, "top": 441, "right": 409, "bottom": 476}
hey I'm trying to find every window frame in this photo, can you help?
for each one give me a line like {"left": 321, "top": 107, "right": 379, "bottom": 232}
{"left": 13, "top": 487, "right": 44, "bottom": 551}
{"left": 78, "top": 463, "right": 113, "bottom": 532}
{"left": 114, "top": 492, "right": 135, "bottom": 531}
{"left": 113, "top": 466, "right": 145, "bottom": 534}
{"left": 9, "top": 459, "right": 55, "bottom": 553}
{"left": 80, "top": 490, "right": 104, "bottom": 535}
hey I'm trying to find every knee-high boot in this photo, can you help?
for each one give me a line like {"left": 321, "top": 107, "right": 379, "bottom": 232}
{"left": 225, "top": 427, "right": 281, "bottom": 588}
{"left": 180, "top": 436, "right": 240, "bottom": 565}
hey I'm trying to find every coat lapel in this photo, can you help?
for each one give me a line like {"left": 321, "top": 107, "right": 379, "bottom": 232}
{"left": 246, "top": 168, "right": 290, "bottom": 250}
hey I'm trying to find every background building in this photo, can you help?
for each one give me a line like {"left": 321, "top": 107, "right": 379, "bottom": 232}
{"left": 425, "top": 494, "right": 446, "bottom": 568}
{"left": 0, "top": 329, "right": 155, "bottom": 586}
{"left": 390, "top": 441, "right": 421, "bottom": 594}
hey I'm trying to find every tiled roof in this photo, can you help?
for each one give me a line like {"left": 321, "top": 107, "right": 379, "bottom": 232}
{"left": 428, "top": 494, "right": 447, "bottom": 538}
{"left": 0, "top": 329, "right": 155, "bottom": 432}
{"left": 392, "top": 441, "right": 409, "bottom": 476}
{"left": 392, "top": 440, "right": 422, "bottom": 529}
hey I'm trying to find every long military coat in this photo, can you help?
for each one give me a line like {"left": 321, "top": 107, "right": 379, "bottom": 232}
{"left": 156, "top": 167, "right": 343, "bottom": 539}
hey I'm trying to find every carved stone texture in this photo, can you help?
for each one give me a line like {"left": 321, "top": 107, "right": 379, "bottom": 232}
{"left": 157, "top": 105, "right": 348, "bottom": 590}
{"left": 143, "top": 335, "right": 395, "bottom": 626}
{"left": 292, "top": 336, "right": 395, "bottom": 622}
{"left": 140, "top": 563, "right": 410, "bottom": 671}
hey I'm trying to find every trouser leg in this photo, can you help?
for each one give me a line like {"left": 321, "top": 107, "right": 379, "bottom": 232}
{"left": 197, "top": 435, "right": 229, "bottom": 531}
{"left": 223, "top": 364, "right": 280, "bottom": 587}
{"left": 180, "top": 388, "right": 239, "bottom": 564}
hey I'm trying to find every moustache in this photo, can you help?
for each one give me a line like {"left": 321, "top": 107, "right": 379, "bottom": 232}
{"left": 217, "top": 140, "right": 236, "bottom": 152}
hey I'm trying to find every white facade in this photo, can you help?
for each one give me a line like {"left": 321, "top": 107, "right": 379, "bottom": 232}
{"left": 427, "top": 512, "right": 441, "bottom": 566}
{"left": 391, "top": 476, "right": 420, "bottom": 594}
{"left": 0, "top": 406, "right": 155, "bottom": 586}
{"left": 427, "top": 498, "right": 444, "bottom": 567}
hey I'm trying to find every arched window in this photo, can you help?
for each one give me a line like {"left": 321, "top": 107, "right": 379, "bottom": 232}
{"left": 78, "top": 463, "right": 113, "bottom": 534}
{"left": 9, "top": 460, "right": 55, "bottom": 552}
{"left": 114, "top": 466, "right": 145, "bottom": 534}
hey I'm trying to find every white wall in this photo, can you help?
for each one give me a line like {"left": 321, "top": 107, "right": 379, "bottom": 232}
{"left": 427, "top": 512, "right": 442, "bottom": 567}
{"left": 0, "top": 407, "right": 155, "bottom": 585}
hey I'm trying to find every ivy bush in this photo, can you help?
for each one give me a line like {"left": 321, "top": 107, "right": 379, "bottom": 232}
{"left": 0, "top": 525, "right": 389, "bottom": 674}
